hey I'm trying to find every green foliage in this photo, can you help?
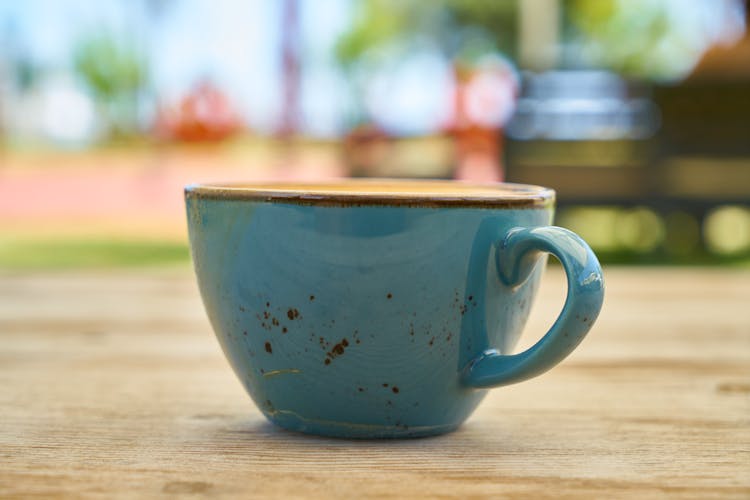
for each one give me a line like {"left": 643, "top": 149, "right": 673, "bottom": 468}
{"left": 73, "top": 35, "right": 149, "bottom": 139}
{"left": 564, "top": 0, "right": 696, "bottom": 80}
{"left": 336, "top": 0, "right": 413, "bottom": 66}
{"left": 335, "top": 0, "right": 519, "bottom": 67}
{"left": 336, "top": 0, "right": 705, "bottom": 80}
{"left": 444, "top": 0, "right": 519, "bottom": 59}
{"left": 74, "top": 35, "right": 147, "bottom": 99}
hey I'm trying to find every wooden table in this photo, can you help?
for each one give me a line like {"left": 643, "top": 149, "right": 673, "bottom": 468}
{"left": 1, "top": 267, "right": 748, "bottom": 498}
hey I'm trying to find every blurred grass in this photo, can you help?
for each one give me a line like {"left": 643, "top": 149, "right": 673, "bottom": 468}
{"left": 590, "top": 250, "right": 750, "bottom": 267}
{"left": 0, "top": 239, "right": 190, "bottom": 269}
{"left": 0, "top": 238, "right": 747, "bottom": 270}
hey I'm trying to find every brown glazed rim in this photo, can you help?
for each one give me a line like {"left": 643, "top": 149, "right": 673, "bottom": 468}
{"left": 184, "top": 179, "right": 555, "bottom": 209}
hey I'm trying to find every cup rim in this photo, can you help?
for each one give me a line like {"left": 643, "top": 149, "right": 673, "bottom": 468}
{"left": 184, "top": 178, "right": 555, "bottom": 208}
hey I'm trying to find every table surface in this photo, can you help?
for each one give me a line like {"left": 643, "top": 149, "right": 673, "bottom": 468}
{"left": 1, "top": 266, "right": 748, "bottom": 499}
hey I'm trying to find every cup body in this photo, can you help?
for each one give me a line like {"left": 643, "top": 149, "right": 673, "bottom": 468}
{"left": 186, "top": 184, "right": 553, "bottom": 437}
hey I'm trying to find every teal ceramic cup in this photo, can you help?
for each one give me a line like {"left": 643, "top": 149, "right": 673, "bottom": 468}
{"left": 185, "top": 180, "right": 604, "bottom": 438}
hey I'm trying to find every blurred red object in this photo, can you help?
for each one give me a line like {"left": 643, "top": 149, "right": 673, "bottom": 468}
{"left": 155, "top": 81, "right": 244, "bottom": 142}
{"left": 446, "top": 60, "right": 519, "bottom": 182}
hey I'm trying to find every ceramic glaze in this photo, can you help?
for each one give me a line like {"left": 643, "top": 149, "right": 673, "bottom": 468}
{"left": 185, "top": 181, "right": 604, "bottom": 438}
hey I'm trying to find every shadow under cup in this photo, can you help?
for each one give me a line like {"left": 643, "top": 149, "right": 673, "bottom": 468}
{"left": 185, "top": 180, "right": 603, "bottom": 438}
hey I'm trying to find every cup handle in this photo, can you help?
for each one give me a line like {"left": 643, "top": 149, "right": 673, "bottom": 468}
{"left": 461, "top": 226, "right": 604, "bottom": 389}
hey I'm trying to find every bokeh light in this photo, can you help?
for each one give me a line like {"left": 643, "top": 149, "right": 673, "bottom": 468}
{"left": 705, "top": 206, "right": 750, "bottom": 255}
{"left": 615, "top": 207, "right": 665, "bottom": 253}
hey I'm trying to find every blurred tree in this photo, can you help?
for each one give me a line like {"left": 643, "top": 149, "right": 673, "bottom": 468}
{"left": 445, "top": 0, "right": 519, "bottom": 61}
{"left": 338, "top": 0, "right": 736, "bottom": 85}
{"left": 336, "top": 0, "right": 517, "bottom": 66}
{"left": 1, "top": 19, "right": 37, "bottom": 150}
{"left": 336, "top": 1, "right": 415, "bottom": 66}
{"left": 563, "top": 0, "right": 735, "bottom": 80}
{"left": 564, "top": 0, "right": 670, "bottom": 77}
{"left": 335, "top": 0, "right": 518, "bottom": 128}
{"left": 74, "top": 35, "right": 148, "bottom": 140}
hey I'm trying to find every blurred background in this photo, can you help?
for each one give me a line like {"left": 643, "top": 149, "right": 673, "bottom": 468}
{"left": 0, "top": 0, "right": 748, "bottom": 268}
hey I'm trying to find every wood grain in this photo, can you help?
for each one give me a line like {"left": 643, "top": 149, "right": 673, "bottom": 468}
{"left": 1, "top": 267, "right": 748, "bottom": 499}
